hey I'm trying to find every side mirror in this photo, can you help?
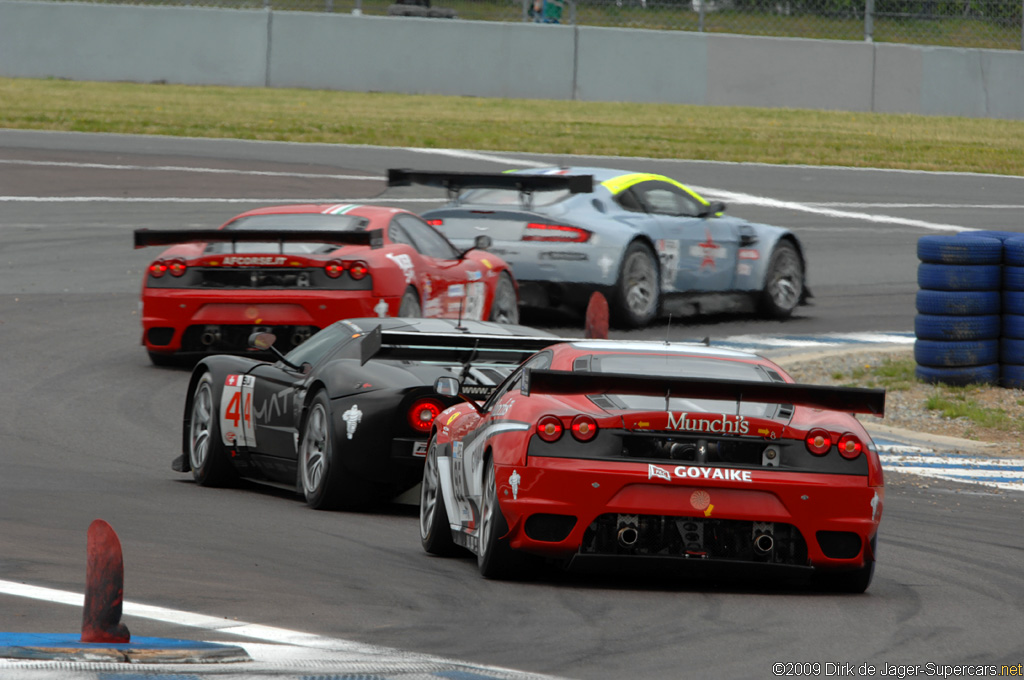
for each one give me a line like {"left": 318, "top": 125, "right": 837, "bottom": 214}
{"left": 474, "top": 234, "right": 493, "bottom": 251}
{"left": 249, "top": 332, "right": 277, "bottom": 350}
{"left": 698, "top": 201, "right": 726, "bottom": 218}
{"left": 435, "top": 376, "right": 461, "bottom": 397}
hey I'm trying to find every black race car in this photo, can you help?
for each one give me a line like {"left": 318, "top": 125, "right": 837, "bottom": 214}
{"left": 175, "top": 317, "right": 560, "bottom": 509}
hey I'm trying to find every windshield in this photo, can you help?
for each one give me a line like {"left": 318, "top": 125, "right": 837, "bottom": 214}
{"left": 208, "top": 213, "right": 371, "bottom": 255}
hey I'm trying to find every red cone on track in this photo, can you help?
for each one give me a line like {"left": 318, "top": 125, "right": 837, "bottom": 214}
{"left": 81, "top": 519, "right": 130, "bottom": 643}
{"left": 584, "top": 292, "right": 609, "bottom": 340}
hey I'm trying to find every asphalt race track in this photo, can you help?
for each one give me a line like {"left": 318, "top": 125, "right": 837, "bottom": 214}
{"left": 2, "top": 129, "right": 1024, "bottom": 679}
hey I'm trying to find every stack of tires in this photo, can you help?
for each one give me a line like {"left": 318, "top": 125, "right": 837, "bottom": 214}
{"left": 914, "top": 234, "right": 1002, "bottom": 386}
{"left": 1001, "top": 237, "right": 1024, "bottom": 388}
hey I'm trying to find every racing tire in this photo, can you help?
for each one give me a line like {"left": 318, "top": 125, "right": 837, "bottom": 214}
{"left": 1000, "top": 364, "right": 1024, "bottom": 389}
{"left": 959, "top": 230, "right": 1019, "bottom": 244}
{"left": 913, "top": 314, "right": 999, "bottom": 341}
{"left": 915, "top": 290, "right": 1000, "bottom": 316}
{"left": 913, "top": 339, "right": 998, "bottom": 367}
{"left": 1003, "top": 266, "right": 1024, "bottom": 291}
{"left": 1004, "top": 237, "right": 1024, "bottom": 266}
{"left": 187, "top": 372, "right": 236, "bottom": 487}
{"left": 1004, "top": 291, "right": 1024, "bottom": 315}
{"left": 398, "top": 287, "right": 422, "bottom": 317}
{"left": 1002, "top": 314, "right": 1024, "bottom": 339}
{"left": 917, "top": 235, "right": 1002, "bottom": 265}
{"left": 477, "top": 456, "right": 535, "bottom": 579}
{"left": 916, "top": 263, "right": 1001, "bottom": 292}
{"left": 915, "top": 363, "right": 999, "bottom": 386}
{"left": 488, "top": 272, "right": 520, "bottom": 325}
{"left": 813, "top": 537, "right": 875, "bottom": 594}
{"left": 612, "top": 241, "right": 660, "bottom": 328}
{"left": 759, "top": 240, "right": 804, "bottom": 320}
{"left": 1000, "top": 338, "right": 1024, "bottom": 365}
{"left": 419, "top": 441, "right": 461, "bottom": 556}
{"left": 299, "top": 391, "right": 374, "bottom": 510}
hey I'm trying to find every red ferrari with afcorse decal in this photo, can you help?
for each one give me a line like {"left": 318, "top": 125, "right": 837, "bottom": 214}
{"left": 134, "top": 203, "right": 518, "bottom": 365}
{"left": 419, "top": 340, "right": 885, "bottom": 592}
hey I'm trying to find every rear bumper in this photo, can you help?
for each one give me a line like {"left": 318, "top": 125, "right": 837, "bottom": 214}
{"left": 494, "top": 457, "right": 882, "bottom": 572}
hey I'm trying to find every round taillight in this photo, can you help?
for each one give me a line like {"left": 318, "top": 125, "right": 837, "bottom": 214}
{"left": 148, "top": 261, "right": 168, "bottom": 278}
{"left": 837, "top": 433, "right": 863, "bottom": 459}
{"left": 571, "top": 415, "right": 597, "bottom": 442}
{"left": 805, "top": 428, "right": 832, "bottom": 456}
{"left": 324, "top": 260, "right": 344, "bottom": 279}
{"left": 536, "top": 415, "right": 563, "bottom": 443}
{"left": 407, "top": 398, "right": 443, "bottom": 433}
{"left": 347, "top": 261, "right": 369, "bottom": 280}
{"left": 167, "top": 259, "right": 187, "bottom": 277}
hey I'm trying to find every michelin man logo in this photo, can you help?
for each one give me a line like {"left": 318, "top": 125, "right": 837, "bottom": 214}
{"left": 509, "top": 469, "right": 521, "bottom": 500}
{"left": 342, "top": 404, "right": 362, "bottom": 440}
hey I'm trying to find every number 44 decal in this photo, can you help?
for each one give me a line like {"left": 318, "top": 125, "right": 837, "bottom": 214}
{"left": 220, "top": 374, "right": 257, "bottom": 448}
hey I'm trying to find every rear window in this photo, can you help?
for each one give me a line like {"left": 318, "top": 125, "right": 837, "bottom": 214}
{"left": 460, "top": 188, "right": 572, "bottom": 208}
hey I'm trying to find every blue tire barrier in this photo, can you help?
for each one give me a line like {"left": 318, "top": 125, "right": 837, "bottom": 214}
{"left": 1004, "top": 291, "right": 1024, "bottom": 315}
{"left": 916, "top": 363, "right": 999, "bottom": 386}
{"left": 1005, "top": 237, "right": 1024, "bottom": 266}
{"left": 915, "top": 290, "right": 1000, "bottom": 316}
{"left": 917, "top": 235, "right": 1002, "bottom": 265}
{"left": 914, "top": 339, "right": 998, "bottom": 367}
{"left": 1004, "top": 266, "right": 1024, "bottom": 290}
{"left": 958, "top": 230, "right": 1020, "bottom": 243}
{"left": 913, "top": 314, "right": 999, "bottom": 341}
{"left": 1002, "top": 315, "right": 1024, "bottom": 339}
{"left": 917, "top": 264, "right": 1001, "bottom": 291}
{"left": 1000, "top": 364, "right": 1024, "bottom": 389}
{"left": 1000, "top": 337, "right": 1024, "bottom": 364}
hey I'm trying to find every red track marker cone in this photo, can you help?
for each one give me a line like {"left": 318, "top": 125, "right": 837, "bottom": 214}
{"left": 584, "top": 292, "right": 609, "bottom": 340}
{"left": 81, "top": 519, "right": 130, "bottom": 643}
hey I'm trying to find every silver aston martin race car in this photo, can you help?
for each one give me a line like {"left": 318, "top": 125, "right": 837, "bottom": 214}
{"left": 389, "top": 167, "right": 810, "bottom": 328}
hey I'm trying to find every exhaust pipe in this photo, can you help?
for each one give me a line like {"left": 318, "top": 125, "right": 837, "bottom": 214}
{"left": 753, "top": 533, "right": 774, "bottom": 554}
{"left": 617, "top": 527, "right": 639, "bottom": 547}
{"left": 200, "top": 326, "right": 221, "bottom": 346}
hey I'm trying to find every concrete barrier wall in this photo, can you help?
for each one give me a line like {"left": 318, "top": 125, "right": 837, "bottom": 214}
{"left": 2, "top": 0, "right": 1023, "bottom": 120}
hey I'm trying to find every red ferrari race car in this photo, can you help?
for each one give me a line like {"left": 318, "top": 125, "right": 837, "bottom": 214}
{"left": 134, "top": 204, "right": 519, "bottom": 365}
{"left": 419, "top": 340, "right": 886, "bottom": 592}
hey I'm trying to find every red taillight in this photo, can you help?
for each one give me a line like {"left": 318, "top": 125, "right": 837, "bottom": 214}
{"left": 522, "top": 223, "right": 591, "bottom": 243}
{"left": 536, "top": 415, "right": 563, "bottom": 443}
{"left": 570, "top": 415, "right": 598, "bottom": 442}
{"left": 324, "top": 260, "right": 344, "bottom": 279}
{"left": 425, "top": 219, "right": 443, "bottom": 227}
{"left": 407, "top": 398, "right": 443, "bottom": 433}
{"left": 346, "top": 261, "right": 369, "bottom": 280}
{"left": 167, "top": 259, "right": 187, "bottom": 277}
{"left": 805, "top": 428, "right": 832, "bottom": 456}
{"left": 148, "top": 261, "right": 168, "bottom": 278}
{"left": 837, "top": 433, "right": 863, "bottom": 459}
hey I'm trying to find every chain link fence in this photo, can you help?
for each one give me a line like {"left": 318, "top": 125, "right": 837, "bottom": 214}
{"left": 45, "top": 0, "right": 1024, "bottom": 48}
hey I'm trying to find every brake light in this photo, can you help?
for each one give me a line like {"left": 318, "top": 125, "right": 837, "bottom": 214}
{"left": 570, "top": 415, "right": 598, "bottom": 442}
{"left": 346, "top": 261, "right": 369, "bottom": 280}
{"left": 167, "top": 259, "right": 187, "bottom": 277}
{"left": 536, "top": 415, "right": 563, "bottom": 443}
{"left": 522, "top": 223, "right": 591, "bottom": 243}
{"left": 425, "top": 219, "right": 443, "bottom": 227}
{"left": 805, "top": 428, "right": 832, "bottom": 456}
{"left": 324, "top": 260, "right": 344, "bottom": 279}
{"left": 837, "top": 433, "right": 863, "bottom": 460}
{"left": 148, "top": 261, "right": 168, "bottom": 278}
{"left": 407, "top": 398, "right": 443, "bottom": 433}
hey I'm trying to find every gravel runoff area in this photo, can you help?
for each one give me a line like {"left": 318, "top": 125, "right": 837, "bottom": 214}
{"left": 772, "top": 346, "right": 1024, "bottom": 457}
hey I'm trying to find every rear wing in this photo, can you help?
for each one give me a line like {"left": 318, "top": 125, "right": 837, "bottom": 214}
{"left": 387, "top": 169, "right": 593, "bottom": 200}
{"left": 134, "top": 229, "right": 383, "bottom": 249}
{"left": 360, "top": 328, "right": 568, "bottom": 366}
{"left": 522, "top": 370, "right": 885, "bottom": 416}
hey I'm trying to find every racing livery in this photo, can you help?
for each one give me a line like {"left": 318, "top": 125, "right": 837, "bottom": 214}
{"left": 176, "top": 317, "right": 561, "bottom": 509}
{"left": 389, "top": 168, "right": 809, "bottom": 328}
{"left": 135, "top": 203, "right": 518, "bottom": 365}
{"left": 420, "top": 340, "right": 885, "bottom": 592}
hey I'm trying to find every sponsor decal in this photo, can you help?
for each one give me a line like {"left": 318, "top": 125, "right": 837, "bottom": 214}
{"left": 220, "top": 255, "right": 288, "bottom": 266}
{"left": 598, "top": 255, "right": 614, "bottom": 278}
{"left": 447, "top": 284, "right": 466, "bottom": 298}
{"left": 467, "top": 270, "right": 483, "bottom": 281}
{"left": 870, "top": 492, "right": 880, "bottom": 521}
{"left": 690, "top": 489, "right": 710, "bottom": 511}
{"left": 648, "top": 463, "right": 754, "bottom": 483}
{"left": 413, "top": 441, "right": 428, "bottom": 457}
{"left": 342, "top": 404, "right": 362, "bottom": 440}
{"left": 220, "top": 374, "right": 256, "bottom": 448}
{"left": 738, "top": 248, "right": 760, "bottom": 260}
{"left": 509, "top": 469, "right": 521, "bottom": 500}
{"left": 374, "top": 299, "right": 390, "bottom": 318}
{"left": 736, "top": 263, "right": 752, "bottom": 277}
{"left": 492, "top": 399, "right": 515, "bottom": 417}
{"left": 386, "top": 253, "right": 416, "bottom": 283}
{"left": 446, "top": 412, "right": 462, "bottom": 426}
{"left": 690, "top": 230, "right": 726, "bottom": 270}
{"left": 667, "top": 412, "right": 749, "bottom": 435}
{"left": 481, "top": 259, "right": 493, "bottom": 269}
{"left": 648, "top": 464, "right": 672, "bottom": 482}
{"left": 539, "top": 252, "right": 588, "bottom": 261}
{"left": 452, "top": 441, "right": 463, "bottom": 459}
{"left": 656, "top": 239, "right": 680, "bottom": 288}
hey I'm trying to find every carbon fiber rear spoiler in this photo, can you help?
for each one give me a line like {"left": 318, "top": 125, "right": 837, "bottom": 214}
{"left": 522, "top": 370, "right": 885, "bottom": 416}
{"left": 387, "top": 169, "right": 593, "bottom": 195}
{"left": 133, "top": 229, "right": 383, "bottom": 249}
{"left": 361, "top": 329, "right": 568, "bottom": 365}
